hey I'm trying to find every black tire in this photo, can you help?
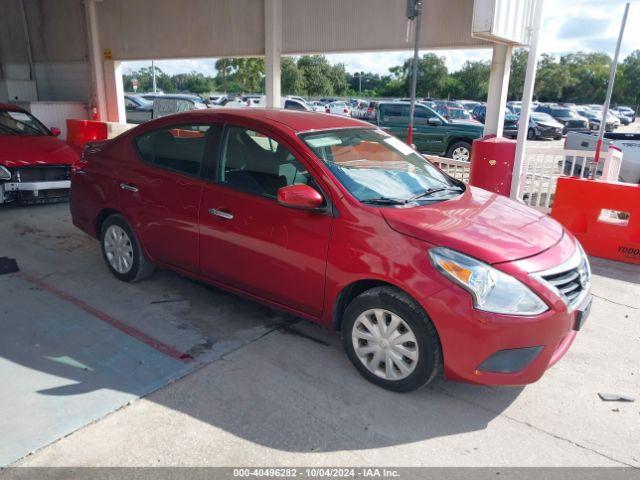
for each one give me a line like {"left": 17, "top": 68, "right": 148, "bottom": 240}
{"left": 100, "top": 214, "right": 154, "bottom": 283}
{"left": 527, "top": 128, "right": 536, "bottom": 140}
{"left": 445, "top": 141, "right": 472, "bottom": 161}
{"left": 341, "top": 286, "right": 442, "bottom": 392}
{"left": 554, "top": 134, "right": 563, "bottom": 140}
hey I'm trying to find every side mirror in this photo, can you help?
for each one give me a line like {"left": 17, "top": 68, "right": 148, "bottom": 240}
{"left": 277, "top": 184, "right": 324, "bottom": 210}
{"left": 428, "top": 117, "right": 443, "bottom": 126}
{"left": 50, "top": 127, "right": 61, "bottom": 137}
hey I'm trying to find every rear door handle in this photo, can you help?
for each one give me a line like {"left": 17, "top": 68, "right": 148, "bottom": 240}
{"left": 209, "top": 208, "right": 234, "bottom": 220}
{"left": 120, "top": 183, "right": 138, "bottom": 193}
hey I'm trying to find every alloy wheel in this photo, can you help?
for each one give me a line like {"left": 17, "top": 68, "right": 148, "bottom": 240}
{"left": 452, "top": 147, "right": 470, "bottom": 161}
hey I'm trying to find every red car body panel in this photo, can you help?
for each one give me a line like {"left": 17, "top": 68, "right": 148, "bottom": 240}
{"left": 70, "top": 109, "right": 587, "bottom": 386}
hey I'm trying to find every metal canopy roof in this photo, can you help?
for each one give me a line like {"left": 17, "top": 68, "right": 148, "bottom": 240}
{"left": 96, "top": 0, "right": 493, "bottom": 61}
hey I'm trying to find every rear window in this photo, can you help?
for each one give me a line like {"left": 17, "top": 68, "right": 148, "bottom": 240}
{"left": 134, "top": 124, "right": 211, "bottom": 177}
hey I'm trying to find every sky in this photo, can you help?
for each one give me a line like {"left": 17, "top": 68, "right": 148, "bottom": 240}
{"left": 123, "top": 0, "right": 640, "bottom": 77}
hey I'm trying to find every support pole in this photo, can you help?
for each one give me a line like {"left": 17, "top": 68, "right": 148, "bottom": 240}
{"left": 484, "top": 43, "right": 513, "bottom": 138}
{"left": 152, "top": 60, "right": 157, "bottom": 93}
{"left": 85, "top": 0, "right": 107, "bottom": 120}
{"left": 511, "top": 0, "right": 545, "bottom": 199}
{"left": 592, "top": 2, "right": 630, "bottom": 174}
{"left": 18, "top": 0, "right": 36, "bottom": 95}
{"left": 264, "top": 0, "right": 282, "bottom": 108}
{"left": 407, "top": 0, "right": 422, "bottom": 146}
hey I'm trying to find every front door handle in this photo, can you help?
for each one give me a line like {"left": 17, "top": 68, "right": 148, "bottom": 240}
{"left": 120, "top": 183, "right": 139, "bottom": 193}
{"left": 209, "top": 208, "right": 234, "bottom": 220}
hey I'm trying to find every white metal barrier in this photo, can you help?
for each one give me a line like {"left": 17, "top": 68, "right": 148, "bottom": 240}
{"left": 519, "top": 147, "right": 623, "bottom": 213}
{"left": 424, "top": 147, "right": 624, "bottom": 214}
{"left": 424, "top": 154, "right": 470, "bottom": 183}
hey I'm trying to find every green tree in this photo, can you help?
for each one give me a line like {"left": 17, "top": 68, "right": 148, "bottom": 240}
{"left": 535, "top": 54, "right": 573, "bottom": 102}
{"left": 215, "top": 59, "right": 233, "bottom": 92}
{"left": 298, "top": 55, "right": 335, "bottom": 96}
{"left": 508, "top": 49, "right": 528, "bottom": 100}
{"left": 560, "top": 52, "right": 611, "bottom": 103}
{"left": 452, "top": 60, "right": 490, "bottom": 100}
{"left": 231, "top": 58, "right": 265, "bottom": 93}
{"left": 615, "top": 50, "right": 640, "bottom": 106}
{"left": 281, "top": 56, "right": 306, "bottom": 95}
{"left": 402, "top": 53, "right": 448, "bottom": 98}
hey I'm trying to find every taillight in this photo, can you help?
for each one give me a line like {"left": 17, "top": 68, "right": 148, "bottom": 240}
{"left": 325, "top": 108, "right": 330, "bottom": 113}
{"left": 343, "top": 108, "right": 348, "bottom": 113}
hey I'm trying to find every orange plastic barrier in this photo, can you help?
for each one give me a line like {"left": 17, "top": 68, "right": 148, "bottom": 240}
{"left": 551, "top": 177, "right": 640, "bottom": 265}
{"left": 66, "top": 119, "right": 108, "bottom": 150}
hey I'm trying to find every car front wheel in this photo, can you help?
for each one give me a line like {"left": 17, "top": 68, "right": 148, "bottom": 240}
{"left": 342, "top": 286, "right": 442, "bottom": 392}
{"left": 446, "top": 141, "right": 472, "bottom": 162}
{"left": 527, "top": 128, "right": 536, "bottom": 140}
{"left": 100, "top": 214, "right": 154, "bottom": 283}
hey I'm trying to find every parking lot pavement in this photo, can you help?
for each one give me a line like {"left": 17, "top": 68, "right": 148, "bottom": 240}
{"left": 2, "top": 203, "right": 638, "bottom": 467}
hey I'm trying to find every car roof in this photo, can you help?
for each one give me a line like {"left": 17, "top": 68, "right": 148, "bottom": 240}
{"left": 176, "top": 108, "right": 372, "bottom": 133}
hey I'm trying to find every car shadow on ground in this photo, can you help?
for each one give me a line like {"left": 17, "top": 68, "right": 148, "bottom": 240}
{"left": 1, "top": 202, "right": 524, "bottom": 456}
{"left": 1, "top": 274, "right": 524, "bottom": 455}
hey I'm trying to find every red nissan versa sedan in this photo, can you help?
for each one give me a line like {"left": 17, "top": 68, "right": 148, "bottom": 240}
{"left": 70, "top": 109, "right": 592, "bottom": 392}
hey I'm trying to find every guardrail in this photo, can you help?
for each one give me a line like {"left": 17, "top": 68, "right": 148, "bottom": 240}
{"left": 424, "top": 154, "right": 470, "bottom": 182}
{"left": 519, "top": 147, "right": 623, "bottom": 213}
{"left": 424, "top": 147, "right": 624, "bottom": 214}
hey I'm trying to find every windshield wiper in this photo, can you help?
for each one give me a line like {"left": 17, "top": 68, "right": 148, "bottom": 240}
{"left": 406, "top": 186, "right": 464, "bottom": 203}
{"left": 361, "top": 197, "right": 407, "bottom": 206}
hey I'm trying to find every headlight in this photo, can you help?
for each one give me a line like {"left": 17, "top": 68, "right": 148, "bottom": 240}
{"left": 429, "top": 247, "right": 548, "bottom": 316}
{"left": 0, "top": 166, "right": 11, "bottom": 181}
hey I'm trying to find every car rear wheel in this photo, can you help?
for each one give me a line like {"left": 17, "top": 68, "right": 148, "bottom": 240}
{"left": 342, "top": 286, "right": 442, "bottom": 392}
{"left": 446, "top": 141, "right": 472, "bottom": 162}
{"left": 100, "top": 214, "right": 154, "bottom": 283}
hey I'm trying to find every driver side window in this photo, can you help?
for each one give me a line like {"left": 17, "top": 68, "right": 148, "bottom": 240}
{"left": 218, "top": 126, "right": 310, "bottom": 198}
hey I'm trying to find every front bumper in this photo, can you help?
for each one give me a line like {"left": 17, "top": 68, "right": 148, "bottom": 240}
{"left": 1, "top": 180, "right": 71, "bottom": 203}
{"left": 421, "top": 235, "right": 590, "bottom": 386}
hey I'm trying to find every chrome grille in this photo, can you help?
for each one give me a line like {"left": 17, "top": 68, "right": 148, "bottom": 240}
{"left": 538, "top": 248, "right": 591, "bottom": 309}
{"left": 14, "top": 165, "right": 70, "bottom": 182}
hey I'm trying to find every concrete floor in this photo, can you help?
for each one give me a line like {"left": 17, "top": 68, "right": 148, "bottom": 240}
{"left": 1, "top": 183, "right": 639, "bottom": 467}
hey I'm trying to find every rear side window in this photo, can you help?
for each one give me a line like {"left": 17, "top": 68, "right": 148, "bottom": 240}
{"left": 134, "top": 124, "right": 211, "bottom": 177}
{"left": 381, "top": 104, "right": 409, "bottom": 124}
{"left": 218, "top": 126, "right": 310, "bottom": 198}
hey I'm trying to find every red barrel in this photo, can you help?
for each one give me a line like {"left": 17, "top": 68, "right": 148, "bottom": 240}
{"left": 469, "top": 136, "right": 517, "bottom": 197}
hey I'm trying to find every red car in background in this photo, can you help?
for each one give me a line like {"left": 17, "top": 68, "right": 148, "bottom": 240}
{"left": 70, "top": 109, "right": 591, "bottom": 392}
{"left": 0, "top": 103, "right": 78, "bottom": 204}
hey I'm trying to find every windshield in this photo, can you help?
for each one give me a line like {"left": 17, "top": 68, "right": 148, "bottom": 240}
{"left": 532, "top": 112, "right": 556, "bottom": 122}
{"left": 552, "top": 108, "right": 574, "bottom": 117}
{"left": 301, "top": 128, "right": 464, "bottom": 205}
{"left": 0, "top": 109, "right": 50, "bottom": 136}
{"left": 446, "top": 108, "right": 471, "bottom": 120}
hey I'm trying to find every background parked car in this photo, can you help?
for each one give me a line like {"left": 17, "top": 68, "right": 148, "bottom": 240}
{"left": 573, "top": 107, "right": 615, "bottom": 132}
{"left": 325, "top": 101, "right": 351, "bottom": 116}
{"left": 152, "top": 95, "right": 208, "bottom": 118}
{"left": 458, "top": 100, "right": 482, "bottom": 113}
{"left": 528, "top": 112, "right": 564, "bottom": 140}
{"left": 565, "top": 131, "right": 640, "bottom": 183}
{"left": 124, "top": 94, "right": 154, "bottom": 124}
{"left": 374, "top": 101, "right": 483, "bottom": 160}
{"left": 471, "top": 104, "right": 518, "bottom": 138}
{"left": 283, "top": 98, "right": 311, "bottom": 111}
{"left": 434, "top": 104, "right": 480, "bottom": 124}
{"left": 615, "top": 106, "right": 636, "bottom": 122}
{"left": 0, "top": 103, "right": 78, "bottom": 204}
{"left": 535, "top": 105, "right": 588, "bottom": 134}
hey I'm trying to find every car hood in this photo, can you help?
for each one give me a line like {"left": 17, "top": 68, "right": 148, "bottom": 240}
{"left": 381, "top": 186, "right": 563, "bottom": 264}
{"left": 536, "top": 120, "right": 563, "bottom": 128}
{"left": 0, "top": 135, "right": 79, "bottom": 168}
